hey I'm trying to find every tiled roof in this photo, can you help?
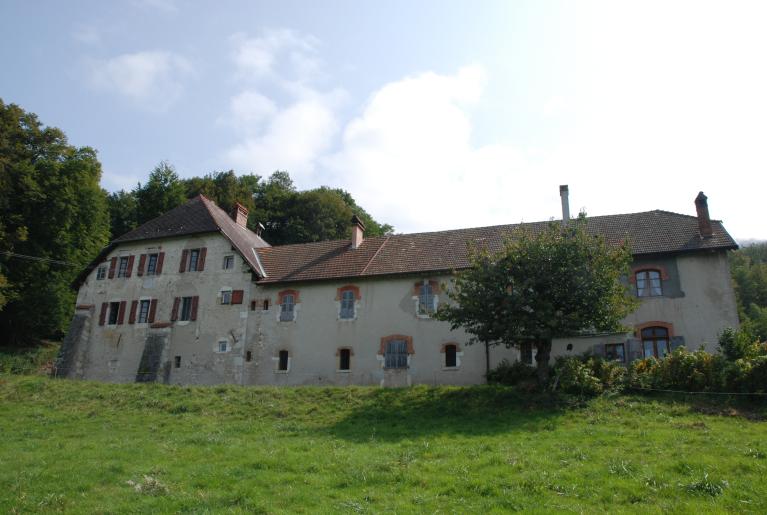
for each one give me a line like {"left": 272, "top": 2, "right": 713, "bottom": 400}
{"left": 73, "top": 195, "right": 270, "bottom": 287}
{"left": 255, "top": 210, "right": 737, "bottom": 284}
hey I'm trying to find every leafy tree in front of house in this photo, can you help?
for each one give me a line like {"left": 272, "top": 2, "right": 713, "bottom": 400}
{"left": 0, "top": 99, "right": 110, "bottom": 345}
{"left": 437, "top": 215, "right": 638, "bottom": 385}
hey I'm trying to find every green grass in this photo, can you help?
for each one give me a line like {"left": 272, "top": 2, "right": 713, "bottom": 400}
{"left": 0, "top": 375, "right": 765, "bottom": 513}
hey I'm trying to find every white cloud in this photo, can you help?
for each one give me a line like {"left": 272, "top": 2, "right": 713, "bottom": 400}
{"left": 89, "top": 50, "right": 193, "bottom": 111}
{"left": 231, "top": 29, "right": 322, "bottom": 82}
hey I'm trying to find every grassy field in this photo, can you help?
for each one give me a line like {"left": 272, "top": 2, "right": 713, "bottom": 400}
{"left": 0, "top": 375, "right": 766, "bottom": 514}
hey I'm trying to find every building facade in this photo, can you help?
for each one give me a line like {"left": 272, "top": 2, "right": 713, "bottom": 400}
{"left": 57, "top": 190, "right": 739, "bottom": 386}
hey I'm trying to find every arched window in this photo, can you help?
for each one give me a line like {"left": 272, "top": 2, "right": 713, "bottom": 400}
{"left": 340, "top": 290, "right": 355, "bottom": 319}
{"left": 636, "top": 270, "right": 662, "bottom": 297}
{"left": 384, "top": 339, "right": 409, "bottom": 369}
{"left": 278, "top": 290, "right": 299, "bottom": 321}
{"left": 641, "top": 326, "right": 670, "bottom": 358}
{"left": 444, "top": 344, "right": 457, "bottom": 368}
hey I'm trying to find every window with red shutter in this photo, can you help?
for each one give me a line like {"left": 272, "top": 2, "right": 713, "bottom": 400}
{"left": 137, "top": 254, "right": 146, "bottom": 276}
{"left": 156, "top": 252, "right": 164, "bottom": 274}
{"left": 126, "top": 255, "right": 135, "bottom": 278}
{"left": 108, "top": 257, "right": 117, "bottom": 279}
{"left": 191, "top": 296, "right": 199, "bottom": 320}
{"left": 231, "top": 290, "right": 244, "bottom": 304}
{"left": 148, "top": 299, "right": 157, "bottom": 323}
{"left": 197, "top": 248, "right": 207, "bottom": 271}
{"left": 99, "top": 302, "right": 108, "bottom": 326}
{"left": 179, "top": 250, "right": 188, "bottom": 273}
{"left": 171, "top": 297, "right": 180, "bottom": 321}
{"left": 129, "top": 300, "right": 138, "bottom": 324}
{"left": 117, "top": 301, "right": 127, "bottom": 324}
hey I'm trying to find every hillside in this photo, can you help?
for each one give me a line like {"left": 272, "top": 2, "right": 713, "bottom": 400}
{"left": 1, "top": 376, "right": 765, "bottom": 513}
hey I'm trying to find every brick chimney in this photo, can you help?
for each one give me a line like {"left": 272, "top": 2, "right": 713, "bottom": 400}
{"left": 351, "top": 215, "right": 365, "bottom": 249}
{"left": 559, "top": 185, "right": 570, "bottom": 222}
{"left": 232, "top": 203, "right": 248, "bottom": 228}
{"left": 694, "top": 191, "right": 713, "bottom": 239}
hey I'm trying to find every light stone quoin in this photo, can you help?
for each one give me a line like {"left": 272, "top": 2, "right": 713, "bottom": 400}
{"left": 58, "top": 191, "right": 740, "bottom": 386}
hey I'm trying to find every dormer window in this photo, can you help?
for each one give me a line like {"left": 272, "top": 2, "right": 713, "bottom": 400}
{"left": 636, "top": 270, "right": 662, "bottom": 297}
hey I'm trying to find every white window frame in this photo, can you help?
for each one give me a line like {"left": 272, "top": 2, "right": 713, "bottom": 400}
{"left": 280, "top": 294, "right": 296, "bottom": 322}
{"left": 180, "top": 297, "right": 193, "bottom": 321}
{"left": 220, "top": 288, "right": 232, "bottom": 305}
{"left": 96, "top": 266, "right": 106, "bottom": 280}
{"left": 339, "top": 289, "right": 356, "bottom": 320}
{"left": 413, "top": 280, "right": 439, "bottom": 318}
{"left": 274, "top": 350, "right": 291, "bottom": 373}
{"left": 117, "top": 256, "right": 130, "bottom": 278}
{"left": 217, "top": 340, "right": 229, "bottom": 353}
{"left": 146, "top": 253, "right": 159, "bottom": 275}
{"left": 223, "top": 255, "right": 235, "bottom": 270}
{"left": 137, "top": 299, "right": 151, "bottom": 324}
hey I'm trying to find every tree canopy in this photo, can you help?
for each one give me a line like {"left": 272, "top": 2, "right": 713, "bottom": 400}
{"left": 0, "top": 99, "right": 110, "bottom": 344}
{"left": 729, "top": 242, "right": 767, "bottom": 340}
{"left": 437, "top": 216, "right": 638, "bottom": 383}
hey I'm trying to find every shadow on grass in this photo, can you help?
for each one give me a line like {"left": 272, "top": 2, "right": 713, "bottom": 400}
{"left": 324, "top": 385, "right": 576, "bottom": 442}
{"left": 623, "top": 390, "right": 767, "bottom": 421}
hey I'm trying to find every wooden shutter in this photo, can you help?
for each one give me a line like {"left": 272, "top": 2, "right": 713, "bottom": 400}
{"left": 99, "top": 302, "right": 108, "bottom": 326}
{"left": 108, "top": 257, "right": 117, "bottom": 279}
{"left": 148, "top": 299, "right": 157, "bottom": 323}
{"left": 126, "top": 255, "right": 135, "bottom": 278}
{"left": 156, "top": 252, "right": 165, "bottom": 275}
{"left": 171, "top": 297, "right": 180, "bottom": 321}
{"left": 117, "top": 301, "right": 127, "bottom": 325}
{"left": 626, "top": 338, "right": 643, "bottom": 362}
{"left": 191, "top": 296, "right": 199, "bottom": 320}
{"left": 231, "top": 290, "right": 244, "bottom": 304}
{"left": 197, "top": 248, "right": 207, "bottom": 271}
{"left": 129, "top": 300, "right": 138, "bottom": 324}
{"left": 670, "top": 336, "right": 685, "bottom": 351}
{"left": 179, "top": 250, "right": 188, "bottom": 273}
{"left": 137, "top": 254, "right": 146, "bottom": 276}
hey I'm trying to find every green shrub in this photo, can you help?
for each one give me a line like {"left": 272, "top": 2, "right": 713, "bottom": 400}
{"left": 486, "top": 359, "right": 537, "bottom": 386}
{"left": 718, "top": 326, "right": 764, "bottom": 361}
{"left": 550, "top": 355, "right": 625, "bottom": 396}
{"left": 0, "top": 344, "right": 59, "bottom": 375}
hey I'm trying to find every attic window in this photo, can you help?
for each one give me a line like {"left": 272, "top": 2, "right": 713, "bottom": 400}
{"left": 223, "top": 255, "right": 234, "bottom": 270}
{"left": 96, "top": 265, "right": 106, "bottom": 280}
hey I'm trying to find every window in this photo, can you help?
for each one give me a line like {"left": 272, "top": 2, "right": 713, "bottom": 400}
{"left": 221, "top": 290, "right": 232, "bottom": 305}
{"left": 384, "top": 339, "right": 408, "bottom": 369}
{"left": 108, "top": 302, "right": 120, "bottom": 325}
{"left": 520, "top": 342, "right": 533, "bottom": 365}
{"left": 636, "top": 270, "right": 662, "bottom": 297}
{"left": 445, "top": 344, "right": 457, "bottom": 368}
{"left": 174, "top": 356, "right": 181, "bottom": 368}
{"left": 605, "top": 343, "right": 626, "bottom": 362}
{"left": 223, "top": 255, "right": 234, "bottom": 270}
{"left": 418, "top": 282, "right": 435, "bottom": 315}
{"left": 117, "top": 256, "right": 130, "bottom": 278}
{"left": 246, "top": 351, "right": 253, "bottom": 362}
{"left": 280, "top": 294, "right": 295, "bottom": 321}
{"left": 278, "top": 350, "right": 289, "bottom": 371}
{"left": 180, "top": 297, "right": 193, "bottom": 321}
{"left": 146, "top": 253, "right": 159, "bottom": 275}
{"left": 218, "top": 340, "right": 228, "bottom": 352}
{"left": 137, "top": 300, "right": 151, "bottom": 323}
{"left": 641, "top": 326, "right": 670, "bottom": 358}
{"left": 263, "top": 299, "right": 269, "bottom": 310}
{"left": 96, "top": 266, "right": 106, "bottom": 280}
{"left": 189, "top": 249, "right": 200, "bottom": 272}
{"left": 339, "top": 348, "right": 351, "bottom": 371}
{"left": 340, "top": 290, "right": 355, "bottom": 319}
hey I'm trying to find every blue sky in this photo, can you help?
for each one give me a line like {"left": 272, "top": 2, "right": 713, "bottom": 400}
{"left": 1, "top": 0, "right": 765, "bottom": 240}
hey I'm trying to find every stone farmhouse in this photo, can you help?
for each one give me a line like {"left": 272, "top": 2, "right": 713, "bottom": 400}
{"left": 57, "top": 188, "right": 739, "bottom": 386}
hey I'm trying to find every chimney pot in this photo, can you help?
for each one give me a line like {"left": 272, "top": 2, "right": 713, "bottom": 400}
{"left": 559, "top": 185, "right": 570, "bottom": 222}
{"left": 232, "top": 203, "right": 248, "bottom": 228}
{"left": 351, "top": 214, "right": 365, "bottom": 249}
{"left": 694, "top": 191, "right": 713, "bottom": 238}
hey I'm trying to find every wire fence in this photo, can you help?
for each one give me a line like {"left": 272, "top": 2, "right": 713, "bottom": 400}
{"left": 628, "top": 386, "right": 767, "bottom": 397}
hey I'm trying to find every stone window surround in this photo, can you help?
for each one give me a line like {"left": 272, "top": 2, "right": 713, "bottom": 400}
{"left": 336, "top": 284, "right": 361, "bottom": 321}
{"left": 336, "top": 346, "right": 354, "bottom": 373}
{"left": 440, "top": 342, "right": 463, "bottom": 370}
{"left": 273, "top": 350, "right": 291, "bottom": 373}
{"left": 278, "top": 289, "right": 300, "bottom": 322}
{"left": 412, "top": 279, "right": 440, "bottom": 318}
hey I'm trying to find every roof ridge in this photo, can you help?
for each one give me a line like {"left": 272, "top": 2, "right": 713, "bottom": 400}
{"left": 360, "top": 235, "right": 391, "bottom": 275}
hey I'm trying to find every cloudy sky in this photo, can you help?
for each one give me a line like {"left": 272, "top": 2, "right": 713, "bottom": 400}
{"left": 1, "top": 1, "right": 765, "bottom": 240}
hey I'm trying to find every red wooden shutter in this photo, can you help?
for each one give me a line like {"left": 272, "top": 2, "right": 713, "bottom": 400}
{"left": 179, "top": 250, "right": 188, "bottom": 273}
{"left": 156, "top": 252, "right": 164, "bottom": 275}
{"left": 99, "top": 302, "right": 108, "bottom": 326}
{"left": 126, "top": 255, "right": 135, "bottom": 278}
{"left": 191, "top": 296, "right": 199, "bottom": 320}
{"left": 197, "top": 248, "right": 207, "bottom": 271}
{"left": 231, "top": 290, "right": 244, "bottom": 304}
{"left": 117, "top": 301, "right": 127, "bottom": 325}
{"left": 137, "top": 254, "right": 146, "bottom": 276}
{"left": 171, "top": 297, "right": 180, "bottom": 321}
{"left": 148, "top": 299, "right": 157, "bottom": 323}
{"left": 129, "top": 300, "right": 138, "bottom": 324}
{"left": 108, "top": 257, "right": 117, "bottom": 279}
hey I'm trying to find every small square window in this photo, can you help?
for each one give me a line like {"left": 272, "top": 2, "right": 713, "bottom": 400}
{"left": 137, "top": 300, "right": 151, "bottom": 323}
{"left": 218, "top": 341, "right": 228, "bottom": 353}
{"left": 117, "top": 257, "right": 130, "bottom": 278}
{"left": 221, "top": 290, "right": 232, "bottom": 305}
{"left": 96, "top": 266, "right": 106, "bottom": 280}
{"left": 223, "top": 255, "right": 234, "bottom": 270}
{"left": 146, "top": 253, "right": 159, "bottom": 275}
